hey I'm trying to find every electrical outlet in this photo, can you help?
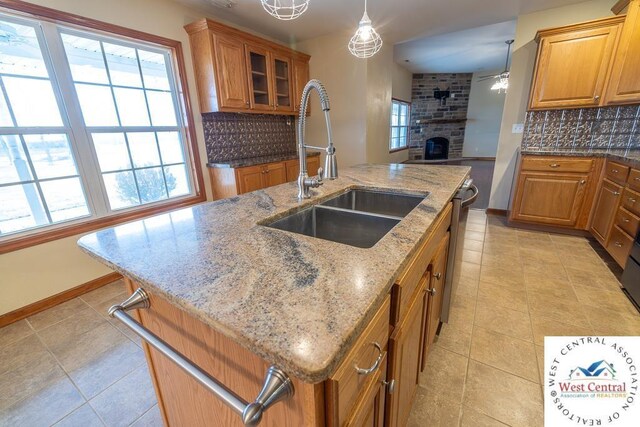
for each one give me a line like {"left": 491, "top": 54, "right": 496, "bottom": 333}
{"left": 512, "top": 123, "right": 524, "bottom": 134}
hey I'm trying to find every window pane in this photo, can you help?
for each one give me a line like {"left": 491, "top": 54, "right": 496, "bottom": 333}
{"left": 0, "top": 183, "right": 48, "bottom": 234}
{"left": 127, "top": 132, "right": 159, "bottom": 168}
{"left": 165, "top": 164, "right": 189, "bottom": 197}
{"left": 3, "top": 77, "right": 62, "bottom": 126}
{"left": 114, "top": 88, "right": 149, "bottom": 126}
{"left": 104, "top": 43, "right": 142, "bottom": 87}
{"left": 399, "top": 110, "right": 407, "bottom": 126}
{"left": 103, "top": 171, "right": 139, "bottom": 209}
{"left": 0, "top": 92, "right": 13, "bottom": 126}
{"left": 40, "top": 177, "right": 89, "bottom": 222}
{"left": 400, "top": 127, "right": 407, "bottom": 140}
{"left": 157, "top": 132, "right": 184, "bottom": 164}
{"left": 392, "top": 102, "right": 399, "bottom": 116}
{"left": 147, "top": 91, "right": 176, "bottom": 126}
{"left": 139, "top": 50, "right": 170, "bottom": 90}
{"left": 92, "top": 133, "right": 131, "bottom": 172}
{"left": 391, "top": 114, "right": 398, "bottom": 126}
{"left": 0, "top": 20, "right": 48, "bottom": 78}
{"left": 60, "top": 34, "right": 109, "bottom": 84}
{"left": 75, "top": 83, "right": 119, "bottom": 126}
{"left": 23, "top": 134, "right": 78, "bottom": 179}
{"left": 392, "top": 127, "right": 399, "bottom": 139}
{"left": 0, "top": 135, "right": 31, "bottom": 184}
{"left": 135, "top": 167, "right": 167, "bottom": 203}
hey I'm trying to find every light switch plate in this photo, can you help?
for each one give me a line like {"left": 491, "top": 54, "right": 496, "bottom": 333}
{"left": 512, "top": 123, "right": 524, "bottom": 134}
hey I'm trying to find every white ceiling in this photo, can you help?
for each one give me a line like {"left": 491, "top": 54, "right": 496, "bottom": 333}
{"left": 176, "top": 0, "right": 591, "bottom": 45}
{"left": 394, "top": 20, "right": 517, "bottom": 73}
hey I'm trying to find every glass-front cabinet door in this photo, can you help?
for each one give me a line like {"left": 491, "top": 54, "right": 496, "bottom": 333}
{"left": 272, "top": 54, "right": 293, "bottom": 113}
{"left": 245, "top": 43, "right": 273, "bottom": 111}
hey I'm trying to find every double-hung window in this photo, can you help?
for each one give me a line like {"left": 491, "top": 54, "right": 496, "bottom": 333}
{"left": 0, "top": 11, "right": 198, "bottom": 242}
{"left": 389, "top": 99, "right": 410, "bottom": 151}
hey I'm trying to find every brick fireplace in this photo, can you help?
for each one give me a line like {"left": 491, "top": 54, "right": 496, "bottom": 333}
{"left": 409, "top": 73, "right": 472, "bottom": 159}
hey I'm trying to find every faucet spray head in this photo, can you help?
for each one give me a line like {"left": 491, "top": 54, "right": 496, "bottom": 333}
{"left": 324, "top": 145, "right": 338, "bottom": 179}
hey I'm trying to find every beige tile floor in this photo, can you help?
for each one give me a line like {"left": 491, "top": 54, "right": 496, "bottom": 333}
{"left": 1, "top": 210, "right": 639, "bottom": 426}
{"left": 0, "top": 280, "right": 161, "bottom": 426}
{"left": 407, "top": 210, "right": 640, "bottom": 427}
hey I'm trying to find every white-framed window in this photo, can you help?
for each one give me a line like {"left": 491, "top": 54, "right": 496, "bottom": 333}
{"left": 389, "top": 99, "right": 410, "bottom": 151}
{"left": 0, "top": 12, "right": 194, "bottom": 239}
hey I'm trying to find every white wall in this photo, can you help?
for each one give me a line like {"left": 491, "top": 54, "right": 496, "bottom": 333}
{"left": 296, "top": 37, "right": 412, "bottom": 167}
{"left": 462, "top": 70, "right": 507, "bottom": 158}
{"left": 488, "top": 0, "right": 616, "bottom": 210}
{"left": 0, "top": 0, "right": 220, "bottom": 316}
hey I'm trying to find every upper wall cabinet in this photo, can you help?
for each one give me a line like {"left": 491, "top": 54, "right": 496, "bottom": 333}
{"left": 184, "top": 19, "right": 310, "bottom": 115}
{"left": 529, "top": 17, "right": 624, "bottom": 110}
{"left": 605, "top": 0, "right": 640, "bottom": 105}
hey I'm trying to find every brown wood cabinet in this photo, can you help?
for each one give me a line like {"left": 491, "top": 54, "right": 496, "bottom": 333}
{"left": 509, "top": 156, "right": 602, "bottom": 229}
{"left": 385, "top": 289, "right": 424, "bottom": 427}
{"left": 529, "top": 17, "right": 623, "bottom": 110}
{"left": 209, "top": 156, "right": 320, "bottom": 200}
{"left": 185, "top": 19, "right": 310, "bottom": 115}
{"left": 605, "top": 0, "right": 640, "bottom": 105}
{"left": 591, "top": 178, "right": 624, "bottom": 244}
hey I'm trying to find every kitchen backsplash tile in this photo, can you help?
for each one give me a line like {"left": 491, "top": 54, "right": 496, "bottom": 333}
{"left": 522, "top": 105, "right": 640, "bottom": 152}
{"left": 202, "top": 112, "right": 296, "bottom": 163}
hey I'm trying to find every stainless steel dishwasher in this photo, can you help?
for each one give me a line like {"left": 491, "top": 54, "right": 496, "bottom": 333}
{"left": 441, "top": 178, "right": 478, "bottom": 323}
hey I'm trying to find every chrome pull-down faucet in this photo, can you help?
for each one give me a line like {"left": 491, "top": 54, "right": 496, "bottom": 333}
{"left": 297, "top": 79, "right": 337, "bottom": 199}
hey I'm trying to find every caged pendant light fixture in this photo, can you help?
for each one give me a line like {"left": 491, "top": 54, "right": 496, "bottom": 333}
{"left": 348, "top": 0, "right": 383, "bottom": 58}
{"left": 261, "top": 0, "right": 309, "bottom": 20}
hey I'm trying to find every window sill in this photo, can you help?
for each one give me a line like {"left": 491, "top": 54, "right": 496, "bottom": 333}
{"left": 389, "top": 147, "right": 409, "bottom": 154}
{"left": 0, "top": 193, "right": 206, "bottom": 255}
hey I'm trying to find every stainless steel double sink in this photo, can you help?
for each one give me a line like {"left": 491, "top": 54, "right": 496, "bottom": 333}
{"left": 264, "top": 189, "right": 428, "bottom": 248}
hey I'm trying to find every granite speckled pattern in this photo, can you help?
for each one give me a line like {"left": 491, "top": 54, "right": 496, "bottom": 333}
{"left": 77, "top": 164, "right": 470, "bottom": 383}
{"left": 521, "top": 148, "right": 640, "bottom": 168}
{"left": 208, "top": 151, "right": 320, "bottom": 168}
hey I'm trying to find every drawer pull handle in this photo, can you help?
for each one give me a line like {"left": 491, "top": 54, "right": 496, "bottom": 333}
{"left": 549, "top": 163, "right": 560, "bottom": 168}
{"left": 635, "top": 178, "right": 640, "bottom": 181}
{"left": 381, "top": 379, "right": 396, "bottom": 394}
{"left": 623, "top": 218, "right": 630, "bottom": 223}
{"left": 109, "top": 289, "right": 295, "bottom": 426}
{"left": 614, "top": 241, "right": 623, "bottom": 248}
{"left": 629, "top": 198, "right": 637, "bottom": 203}
{"left": 427, "top": 288, "right": 437, "bottom": 296}
{"left": 355, "top": 342, "right": 383, "bottom": 376}
{"left": 434, "top": 272, "right": 442, "bottom": 280}
{"left": 580, "top": 180, "right": 586, "bottom": 185}
{"left": 594, "top": 95, "right": 600, "bottom": 100}
{"left": 613, "top": 191, "right": 621, "bottom": 196}
{"left": 611, "top": 169, "right": 619, "bottom": 173}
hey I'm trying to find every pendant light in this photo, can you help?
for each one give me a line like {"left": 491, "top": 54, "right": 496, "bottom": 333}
{"left": 348, "top": 0, "right": 383, "bottom": 59}
{"left": 261, "top": 0, "right": 309, "bottom": 20}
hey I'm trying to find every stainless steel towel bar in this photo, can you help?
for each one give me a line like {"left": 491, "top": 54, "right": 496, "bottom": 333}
{"left": 108, "top": 288, "right": 295, "bottom": 426}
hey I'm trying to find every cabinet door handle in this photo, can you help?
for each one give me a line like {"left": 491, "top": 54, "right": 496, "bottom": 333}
{"left": 629, "top": 198, "right": 637, "bottom": 203}
{"left": 613, "top": 191, "right": 621, "bottom": 196}
{"left": 611, "top": 169, "right": 619, "bottom": 173}
{"left": 614, "top": 241, "right": 623, "bottom": 248}
{"left": 381, "top": 379, "right": 396, "bottom": 394}
{"left": 245, "top": 101, "right": 250, "bottom": 106}
{"left": 635, "top": 177, "right": 640, "bottom": 181}
{"left": 580, "top": 180, "right": 586, "bottom": 185}
{"left": 427, "top": 288, "right": 437, "bottom": 296}
{"left": 623, "top": 218, "right": 630, "bottom": 223}
{"left": 434, "top": 272, "right": 442, "bottom": 280}
{"left": 594, "top": 95, "right": 601, "bottom": 100}
{"left": 354, "top": 342, "right": 383, "bottom": 375}
{"left": 549, "top": 163, "right": 560, "bottom": 168}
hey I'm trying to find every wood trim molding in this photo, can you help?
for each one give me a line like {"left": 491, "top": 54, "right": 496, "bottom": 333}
{"left": 534, "top": 15, "right": 626, "bottom": 41}
{"left": 486, "top": 208, "right": 508, "bottom": 216}
{"left": 389, "top": 147, "right": 409, "bottom": 154}
{"left": 612, "top": 0, "right": 631, "bottom": 14}
{"left": 0, "top": 271, "right": 122, "bottom": 328}
{"left": 0, "top": 0, "right": 207, "bottom": 254}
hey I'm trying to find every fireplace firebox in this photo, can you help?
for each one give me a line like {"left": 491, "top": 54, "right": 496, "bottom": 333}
{"left": 424, "top": 137, "right": 449, "bottom": 160}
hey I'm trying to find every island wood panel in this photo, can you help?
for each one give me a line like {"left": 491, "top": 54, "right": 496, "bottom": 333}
{"left": 124, "top": 278, "right": 324, "bottom": 427}
{"left": 590, "top": 179, "right": 625, "bottom": 245}
{"left": 391, "top": 202, "right": 452, "bottom": 327}
{"left": 344, "top": 353, "right": 387, "bottom": 427}
{"left": 605, "top": 0, "right": 640, "bottom": 105}
{"left": 385, "top": 285, "right": 425, "bottom": 427}
{"left": 511, "top": 172, "right": 589, "bottom": 227}
{"left": 325, "top": 297, "right": 390, "bottom": 427}
{"left": 529, "top": 19, "right": 622, "bottom": 109}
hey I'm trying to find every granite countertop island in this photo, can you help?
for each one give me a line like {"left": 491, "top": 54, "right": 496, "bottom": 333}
{"left": 78, "top": 163, "right": 470, "bottom": 383}
{"left": 521, "top": 148, "right": 640, "bottom": 167}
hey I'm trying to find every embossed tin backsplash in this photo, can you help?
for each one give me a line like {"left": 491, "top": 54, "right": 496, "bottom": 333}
{"left": 203, "top": 112, "right": 296, "bottom": 163}
{"left": 522, "top": 105, "right": 640, "bottom": 152}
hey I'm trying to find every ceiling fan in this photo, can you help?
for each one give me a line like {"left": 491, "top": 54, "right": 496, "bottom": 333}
{"left": 477, "top": 39, "right": 514, "bottom": 92}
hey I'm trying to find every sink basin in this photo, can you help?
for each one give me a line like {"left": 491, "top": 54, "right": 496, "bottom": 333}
{"left": 320, "top": 189, "right": 426, "bottom": 218}
{"left": 264, "top": 189, "right": 427, "bottom": 248}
